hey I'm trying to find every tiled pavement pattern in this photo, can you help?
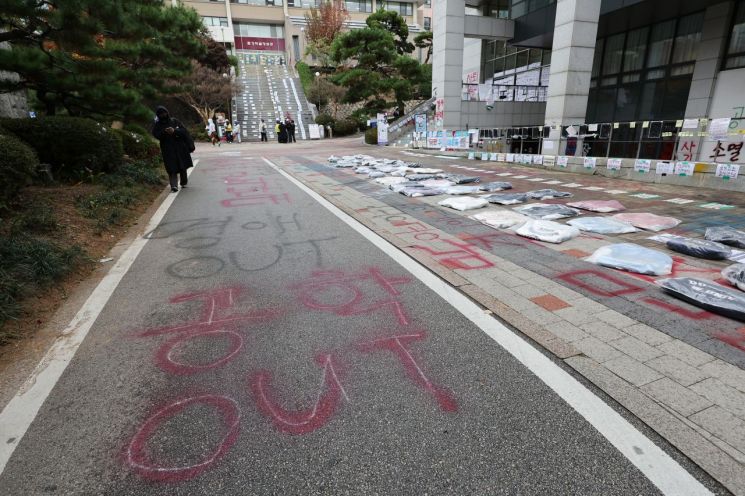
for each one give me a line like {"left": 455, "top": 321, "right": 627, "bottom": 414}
{"left": 272, "top": 151, "right": 745, "bottom": 495}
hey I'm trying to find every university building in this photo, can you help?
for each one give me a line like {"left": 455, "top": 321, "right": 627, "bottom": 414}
{"left": 432, "top": 0, "right": 745, "bottom": 165}
{"left": 183, "top": 0, "right": 430, "bottom": 67}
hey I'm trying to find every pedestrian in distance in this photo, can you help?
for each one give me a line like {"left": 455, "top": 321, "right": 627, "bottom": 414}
{"left": 233, "top": 121, "right": 241, "bottom": 143}
{"left": 151, "top": 106, "right": 194, "bottom": 193}
{"left": 288, "top": 119, "right": 296, "bottom": 143}
{"left": 277, "top": 119, "right": 288, "bottom": 143}
{"left": 260, "top": 119, "right": 268, "bottom": 142}
{"left": 275, "top": 119, "right": 281, "bottom": 143}
{"left": 207, "top": 118, "right": 218, "bottom": 146}
{"left": 225, "top": 121, "right": 233, "bottom": 143}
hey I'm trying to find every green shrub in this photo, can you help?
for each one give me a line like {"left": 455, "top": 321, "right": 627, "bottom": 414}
{"left": 188, "top": 123, "right": 210, "bottom": 142}
{"left": 365, "top": 127, "right": 378, "bottom": 145}
{"left": 113, "top": 129, "right": 159, "bottom": 160}
{"left": 0, "top": 133, "right": 39, "bottom": 208}
{"left": 111, "top": 162, "right": 163, "bottom": 186}
{"left": 332, "top": 118, "right": 360, "bottom": 137}
{"left": 123, "top": 123, "right": 149, "bottom": 137}
{"left": 76, "top": 188, "right": 137, "bottom": 219}
{"left": 315, "top": 114, "right": 335, "bottom": 128}
{"left": 0, "top": 117, "right": 124, "bottom": 179}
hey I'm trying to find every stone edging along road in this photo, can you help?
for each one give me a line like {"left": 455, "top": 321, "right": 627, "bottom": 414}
{"left": 269, "top": 155, "right": 745, "bottom": 496}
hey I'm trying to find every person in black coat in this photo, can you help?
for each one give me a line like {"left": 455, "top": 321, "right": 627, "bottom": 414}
{"left": 277, "top": 119, "right": 288, "bottom": 143}
{"left": 151, "top": 106, "right": 194, "bottom": 192}
{"left": 287, "top": 119, "right": 296, "bottom": 143}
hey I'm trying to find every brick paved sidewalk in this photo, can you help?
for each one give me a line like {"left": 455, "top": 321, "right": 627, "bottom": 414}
{"left": 272, "top": 150, "right": 745, "bottom": 495}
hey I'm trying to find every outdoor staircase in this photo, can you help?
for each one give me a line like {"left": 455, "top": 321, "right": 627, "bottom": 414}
{"left": 234, "top": 51, "right": 315, "bottom": 141}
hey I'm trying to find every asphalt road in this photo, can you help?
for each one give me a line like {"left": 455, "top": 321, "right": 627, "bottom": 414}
{"left": 0, "top": 145, "right": 705, "bottom": 495}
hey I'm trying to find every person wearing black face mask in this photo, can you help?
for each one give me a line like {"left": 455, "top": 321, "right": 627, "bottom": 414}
{"left": 151, "top": 106, "right": 195, "bottom": 192}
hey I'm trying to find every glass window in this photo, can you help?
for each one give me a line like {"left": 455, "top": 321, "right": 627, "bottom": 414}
{"left": 591, "top": 38, "right": 604, "bottom": 78}
{"left": 672, "top": 12, "right": 703, "bottom": 64}
{"left": 727, "top": 1, "right": 745, "bottom": 65}
{"left": 385, "top": 1, "right": 413, "bottom": 16}
{"left": 423, "top": 16, "right": 431, "bottom": 30}
{"left": 623, "top": 27, "right": 648, "bottom": 72}
{"left": 203, "top": 16, "right": 229, "bottom": 28}
{"left": 602, "top": 33, "right": 625, "bottom": 75}
{"left": 516, "top": 49, "right": 529, "bottom": 70}
{"left": 346, "top": 0, "right": 372, "bottom": 12}
{"left": 646, "top": 19, "right": 675, "bottom": 67}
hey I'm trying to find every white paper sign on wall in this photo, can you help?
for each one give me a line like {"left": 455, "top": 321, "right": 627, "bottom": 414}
{"left": 468, "top": 152, "right": 475, "bottom": 160}
{"left": 497, "top": 153, "right": 506, "bottom": 162}
{"left": 674, "top": 161, "right": 695, "bottom": 176}
{"left": 533, "top": 155, "right": 543, "bottom": 165}
{"left": 607, "top": 158, "right": 622, "bottom": 170}
{"left": 489, "top": 153, "right": 497, "bottom": 161}
{"left": 557, "top": 156, "right": 569, "bottom": 168}
{"left": 584, "top": 157, "right": 597, "bottom": 169}
{"left": 655, "top": 161, "right": 674, "bottom": 175}
{"left": 543, "top": 155, "right": 556, "bottom": 167}
{"left": 716, "top": 163, "right": 740, "bottom": 180}
{"left": 634, "top": 159, "right": 651, "bottom": 173}
{"left": 506, "top": 153, "right": 515, "bottom": 162}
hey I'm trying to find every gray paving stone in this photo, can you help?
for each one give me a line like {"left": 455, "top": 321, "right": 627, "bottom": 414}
{"left": 547, "top": 321, "right": 589, "bottom": 343}
{"left": 580, "top": 321, "right": 626, "bottom": 342}
{"left": 656, "top": 340, "right": 716, "bottom": 368}
{"left": 622, "top": 323, "right": 673, "bottom": 346}
{"left": 641, "top": 378, "right": 713, "bottom": 417}
{"left": 553, "top": 307, "right": 597, "bottom": 326}
{"left": 604, "top": 355, "right": 663, "bottom": 386}
{"left": 690, "top": 378, "right": 745, "bottom": 420}
{"left": 699, "top": 359, "right": 745, "bottom": 394}
{"left": 646, "top": 355, "right": 708, "bottom": 387}
{"left": 609, "top": 336, "right": 664, "bottom": 362}
{"left": 690, "top": 406, "right": 745, "bottom": 455}
{"left": 594, "top": 309, "right": 638, "bottom": 329}
{"left": 574, "top": 337, "right": 623, "bottom": 363}
{"left": 512, "top": 283, "right": 547, "bottom": 299}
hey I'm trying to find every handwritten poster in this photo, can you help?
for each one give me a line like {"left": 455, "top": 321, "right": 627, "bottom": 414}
{"left": 607, "top": 158, "right": 622, "bottom": 170}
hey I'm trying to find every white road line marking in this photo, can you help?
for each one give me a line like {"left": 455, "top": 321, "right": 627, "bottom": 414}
{"left": 263, "top": 157, "right": 711, "bottom": 496}
{"left": 0, "top": 163, "right": 197, "bottom": 475}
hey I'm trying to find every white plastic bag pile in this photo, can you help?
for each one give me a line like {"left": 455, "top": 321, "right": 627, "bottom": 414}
{"left": 567, "top": 217, "right": 637, "bottom": 234}
{"left": 527, "top": 189, "right": 573, "bottom": 200}
{"left": 438, "top": 197, "right": 488, "bottom": 211}
{"left": 515, "top": 220, "right": 580, "bottom": 244}
{"left": 470, "top": 210, "right": 529, "bottom": 229}
{"left": 586, "top": 243, "right": 673, "bottom": 275}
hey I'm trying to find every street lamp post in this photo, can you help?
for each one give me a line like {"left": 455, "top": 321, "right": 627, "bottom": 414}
{"left": 314, "top": 71, "right": 321, "bottom": 114}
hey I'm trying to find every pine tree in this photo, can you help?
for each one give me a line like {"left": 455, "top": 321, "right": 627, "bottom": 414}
{"left": 0, "top": 0, "right": 205, "bottom": 120}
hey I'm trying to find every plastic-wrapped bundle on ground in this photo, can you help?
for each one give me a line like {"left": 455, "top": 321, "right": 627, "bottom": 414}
{"left": 421, "top": 179, "right": 455, "bottom": 189}
{"left": 390, "top": 182, "right": 425, "bottom": 192}
{"left": 410, "top": 168, "right": 443, "bottom": 174}
{"left": 723, "top": 264, "right": 745, "bottom": 291}
{"left": 567, "top": 217, "right": 637, "bottom": 234}
{"left": 400, "top": 187, "right": 444, "bottom": 197}
{"left": 567, "top": 200, "right": 626, "bottom": 213}
{"left": 470, "top": 210, "right": 530, "bottom": 229}
{"left": 438, "top": 174, "right": 480, "bottom": 184}
{"left": 479, "top": 182, "right": 513, "bottom": 192}
{"left": 376, "top": 165, "right": 401, "bottom": 173}
{"left": 527, "top": 189, "right": 573, "bottom": 200}
{"left": 405, "top": 173, "right": 437, "bottom": 181}
{"left": 438, "top": 197, "right": 488, "bottom": 211}
{"left": 391, "top": 168, "right": 409, "bottom": 177}
{"left": 657, "top": 278, "right": 745, "bottom": 321}
{"left": 445, "top": 185, "right": 482, "bottom": 195}
{"left": 513, "top": 203, "right": 580, "bottom": 220}
{"left": 355, "top": 167, "right": 372, "bottom": 174}
{"left": 586, "top": 243, "right": 672, "bottom": 275}
{"left": 368, "top": 171, "right": 386, "bottom": 178}
{"left": 705, "top": 226, "right": 745, "bottom": 249}
{"left": 666, "top": 238, "right": 732, "bottom": 260}
{"left": 482, "top": 193, "right": 529, "bottom": 205}
{"left": 611, "top": 213, "right": 680, "bottom": 232}
{"left": 375, "top": 176, "right": 407, "bottom": 187}
{"left": 515, "top": 220, "right": 580, "bottom": 244}
{"left": 328, "top": 155, "right": 340, "bottom": 163}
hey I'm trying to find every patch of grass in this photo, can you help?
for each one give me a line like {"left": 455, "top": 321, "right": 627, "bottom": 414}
{"left": 0, "top": 234, "right": 85, "bottom": 341}
{"left": 76, "top": 188, "right": 138, "bottom": 218}
{"left": 296, "top": 61, "right": 314, "bottom": 94}
{"left": 10, "top": 203, "right": 58, "bottom": 234}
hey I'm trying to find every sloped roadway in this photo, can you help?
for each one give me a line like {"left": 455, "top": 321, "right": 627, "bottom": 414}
{"left": 0, "top": 146, "right": 721, "bottom": 495}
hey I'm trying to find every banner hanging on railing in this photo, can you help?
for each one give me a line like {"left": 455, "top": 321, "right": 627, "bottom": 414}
{"left": 376, "top": 113, "right": 388, "bottom": 145}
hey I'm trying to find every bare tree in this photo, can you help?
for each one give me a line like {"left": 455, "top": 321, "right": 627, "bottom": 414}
{"left": 304, "top": 0, "right": 349, "bottom": 66}
{"left": 175, "top": 61, "right": 237, "bottom": 123}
